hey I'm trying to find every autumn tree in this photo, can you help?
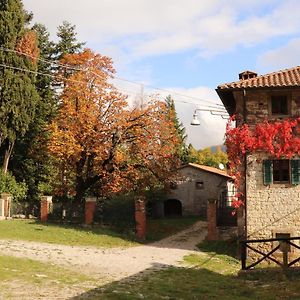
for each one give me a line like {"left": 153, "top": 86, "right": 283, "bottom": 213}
{"left": 0, "top": 0, "right": 39, "bottom": 173}
{"left": 49, "top": 49, "right": 180, "bottom": 204}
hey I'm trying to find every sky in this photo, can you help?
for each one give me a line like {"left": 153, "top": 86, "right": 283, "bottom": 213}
{"left": 22, "top": 0, "right": 300, "bottom": 149}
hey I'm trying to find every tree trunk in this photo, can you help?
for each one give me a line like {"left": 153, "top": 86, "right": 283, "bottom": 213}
{"left": 2, "top": 140, "right": 14, "bottom": 174}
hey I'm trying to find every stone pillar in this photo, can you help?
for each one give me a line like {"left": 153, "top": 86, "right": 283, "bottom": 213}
{"left": 1, "top": 193, "right": 12, "bottom": 219}
{"left": 0, "top": 198, "right": 4, "bottom": 219}
{"left": 40, "top": 196, "right": 52, "bottom": 222}
{"left": 206, "top": 199, "right": 218, "bottom": 241}
{"left": 135, "top": 197, "right": 146, "bottom": 241}
{"left": 85, "top": 197, "right": 97, "bottom": 225}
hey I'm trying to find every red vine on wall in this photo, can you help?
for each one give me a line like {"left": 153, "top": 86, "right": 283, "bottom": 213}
{"left": 225, "top": 115, "right": 300, "bottom": 209}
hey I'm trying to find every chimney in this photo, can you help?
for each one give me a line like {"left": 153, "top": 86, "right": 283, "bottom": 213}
{"left": 239, "top": 70, "right": 258, "bottom": 80}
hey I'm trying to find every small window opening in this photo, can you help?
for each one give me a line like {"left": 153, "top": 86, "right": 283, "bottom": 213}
{"left": 271, "top": 96, "right": 288, "bottom": 115}
{"left": 170, "top": 182, "right": 177, "bottom": 190}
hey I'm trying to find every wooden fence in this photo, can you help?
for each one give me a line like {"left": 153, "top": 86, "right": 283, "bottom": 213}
{"left": 241, "top": 236, "right": 300, "bottom": 270}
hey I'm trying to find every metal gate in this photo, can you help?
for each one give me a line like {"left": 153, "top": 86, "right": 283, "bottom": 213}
{"left": 217, "top": 190, "right": 237, "bottom": 226}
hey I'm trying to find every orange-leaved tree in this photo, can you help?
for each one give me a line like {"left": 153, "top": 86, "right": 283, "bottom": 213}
{"left": 48, "top": 49, "right": 180, "bottom": 204}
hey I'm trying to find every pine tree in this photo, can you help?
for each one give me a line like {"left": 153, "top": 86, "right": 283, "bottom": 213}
{"left": 55, "top": 21, "right": 84, "bottom": 60}
{"left": 165, "top": 95, "right": 188, "bottom": 163}
{"left": 0, "top": 0, "right": 39, "bottom": 173}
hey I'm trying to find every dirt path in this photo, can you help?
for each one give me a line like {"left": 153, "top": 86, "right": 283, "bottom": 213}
{"left": 0, "top": 220, "right": 207, "bottom": 299}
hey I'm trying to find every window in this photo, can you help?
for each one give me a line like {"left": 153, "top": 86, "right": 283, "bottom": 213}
{"left": 263, "top": 159, "right": 300, "bottom": 185}
{"left": 271, "top": 95, "right": 288, "bottom": 115}
{"left": 195, "top": 181, "right": 204, "bottom": 189}
{"left": 273, "top": 160, "right": 289, "bottom": 183}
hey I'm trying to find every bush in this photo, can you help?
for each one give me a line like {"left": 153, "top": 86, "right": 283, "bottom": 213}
{"left": 95, "top": 193, "right": 135, "bottom": 231}
{"left": 0, "top": 171, "right": 27, "bottom": 202}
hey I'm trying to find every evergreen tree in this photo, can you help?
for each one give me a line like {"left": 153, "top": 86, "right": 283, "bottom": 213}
{"left": 165, "top": 95, "right": 188, "bottom": 163}
{"left": 0, "top": 0, "right": 39, "bottom": 173}
{"left": 10, "top": 23, "right": 57, "bottom": 209}
{"left": 55, "top": 21, "right": 84, "bottom": 60}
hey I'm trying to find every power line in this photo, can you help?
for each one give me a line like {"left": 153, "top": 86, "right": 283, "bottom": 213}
{"left": 0, "top": 47, "right": 224, "bottom": 108}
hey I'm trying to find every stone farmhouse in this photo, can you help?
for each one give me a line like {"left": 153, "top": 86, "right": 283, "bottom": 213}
{"left": 152, "top": 163, "right": 235, "bottom": 222}
{"left": 217, "top": 67, "right": 300, "bottom": 243}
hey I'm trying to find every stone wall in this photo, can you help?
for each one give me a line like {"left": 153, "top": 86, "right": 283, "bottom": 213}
{"left": 246, "top": 153, "right": 300, "bottom": 240}
{"left": 166, "top": 166, "right": 230, "bottom": 216}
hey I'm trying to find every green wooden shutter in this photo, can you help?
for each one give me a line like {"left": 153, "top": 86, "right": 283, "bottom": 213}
{"left": 291, "top": 160, "right": 300, "bottom": 185}
{"left": 263, "top": 160, "right": 273, "bottom": 185}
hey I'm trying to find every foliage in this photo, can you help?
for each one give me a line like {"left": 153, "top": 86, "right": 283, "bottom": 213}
{"left": 0, "top": 171, "right": 27, "bottom": 202}
{"left": 48, "top": 49, "right": 180, "bottom": 203}
{"left": 0, "top": 0, "right": 40, "bottom": 173}
{"left": 165, "top": 95, "right": 188, "bottom": 163}
{"left": 0, "top": 219, "right": 138, "bottom": 248}
{"left": 186, "top": 144, "right": 228, "bottom": 168}
{"left": 10, "top": 23, "right": 57, "bottom": 207}
{"left": 54, "top": 21, "right": 84, "bottom": 60}
{"left": 226, "top": 116, "right": 300, "bottom": 208}
{"left": 98, "top": 194, "right": 136, "bottom": 231}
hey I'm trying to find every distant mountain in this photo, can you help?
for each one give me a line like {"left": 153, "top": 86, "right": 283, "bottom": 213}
{"left": 210, "top": 144, "right": 226, "bottom": 153}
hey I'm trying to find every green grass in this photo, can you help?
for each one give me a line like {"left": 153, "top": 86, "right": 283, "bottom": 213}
{"left": 76, "top": 241, "right": 300, "bottom": 299}
{"left": 146, "top": 216, "right": 199, "bottom": 241}
{"left": 0, "top": 220, "right": 138, "bottom": 248}
{"left": 0, "top": 255, "right": 92, "bottom": 284}
{"left": 0, "top": 255, "right": 96, "bottom": 299}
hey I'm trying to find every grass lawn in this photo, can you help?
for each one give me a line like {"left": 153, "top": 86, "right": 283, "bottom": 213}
{"left": 79, "top": 241, "right": 300, "bottom": 299}
{"left": 0, "top": 219, "right": 138, "bottom": 248}
{"left": 146, "top": 216, "right": 199, "bottom": 241}
{"left": 0, "top": 255, "right": 96, "bottom": 299}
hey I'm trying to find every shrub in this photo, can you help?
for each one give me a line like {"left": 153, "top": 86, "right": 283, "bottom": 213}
{"left": 0, "top": 171, "right": 27, "bottom": 202}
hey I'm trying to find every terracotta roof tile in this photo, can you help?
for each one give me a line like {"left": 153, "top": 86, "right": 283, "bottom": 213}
{"left": 180, "top": 163, "right": 233, "bottom": 179}
{"left": 217, "top": 66, "right": 300, "bottom": 90}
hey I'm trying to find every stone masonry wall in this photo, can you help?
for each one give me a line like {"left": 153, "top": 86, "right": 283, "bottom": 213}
{"left": 246, "top": 153, "right": 300, "bottom": 240}
{"left": 167, "top": 166, "right": 229, "bottom": 216}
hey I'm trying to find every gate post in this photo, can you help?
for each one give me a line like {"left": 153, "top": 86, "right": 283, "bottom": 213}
{"left": 40, "top": 196, "right": 53, "bottom": 222}
{"left": 135, "top": 197, "right": 146, "bottom": 241}
{"left": 206, "top": 199, "right": 218, "bottom": 241}
{"left": 85, "top": 197, "right": 97, "bottom": 225}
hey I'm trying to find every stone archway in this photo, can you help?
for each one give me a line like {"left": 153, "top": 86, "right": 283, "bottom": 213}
{"left": 164, "top": 199, "right": 182, "bottom": 217}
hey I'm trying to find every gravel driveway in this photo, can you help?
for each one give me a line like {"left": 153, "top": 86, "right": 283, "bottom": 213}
{"left": 0, "top": 220, "right": 207, "bottom": 281}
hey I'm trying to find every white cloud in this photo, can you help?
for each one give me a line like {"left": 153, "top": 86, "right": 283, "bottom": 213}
{"left": 23, "top": 0, "right": 300, "bottom": 61}
{"left": 257, "top": 38, "right": 300, "bottom": 71}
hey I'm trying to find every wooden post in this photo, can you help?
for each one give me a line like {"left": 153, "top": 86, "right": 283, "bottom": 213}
{"left": 241, "top": 241, "right": 247, "bottom": 270}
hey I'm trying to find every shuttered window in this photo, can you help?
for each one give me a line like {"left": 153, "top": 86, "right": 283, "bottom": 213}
{"left": 291, "top": 160, "right": 300, "bottom": 185}
{"left": 263, "top": 159, "right": 300, "bottom": 185}
{"left": 263, "top": 160, "right": 273, "bottom": 185}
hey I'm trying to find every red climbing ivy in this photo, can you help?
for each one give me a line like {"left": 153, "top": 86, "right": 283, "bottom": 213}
{"left": 225, "top": 115, "right": 300, "bottom": 209}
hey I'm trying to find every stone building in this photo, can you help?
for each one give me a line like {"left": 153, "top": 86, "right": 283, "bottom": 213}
{"left": 152, "top": 163, "right": 234, "bottom": 220}
{"left": 217, "top": 67, "right": 300, "bottom": 244}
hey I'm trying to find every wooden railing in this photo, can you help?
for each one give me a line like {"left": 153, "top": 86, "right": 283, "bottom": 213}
{"left": 241, "top": 236, "right": 300, "bottom": 270}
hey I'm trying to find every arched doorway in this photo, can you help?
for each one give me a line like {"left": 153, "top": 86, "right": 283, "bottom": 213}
{"left": 164, "top": 199, "right": 182, "bottom": 216}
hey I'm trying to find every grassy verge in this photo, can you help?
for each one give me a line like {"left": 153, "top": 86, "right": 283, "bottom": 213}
{"left": 0, "top": 220, "right": 138, "bottom": 248}
{"left": 0, "top": 255, "right": 96, "bottom": 299}
{"left": 79, "top": 241, "right": 300, "bottom": 299}
{"left": 146, "top": 216, "right": 199, "bottom": 241}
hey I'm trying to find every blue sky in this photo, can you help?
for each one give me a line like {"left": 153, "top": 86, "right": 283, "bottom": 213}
{"left": 23, "top": 0, "right": 300, "bottom": 149}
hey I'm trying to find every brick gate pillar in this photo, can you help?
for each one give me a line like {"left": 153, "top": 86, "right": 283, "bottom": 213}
{"left": 206, "top": 198, "right": 218, "bottom": 241}
{"left": 40, "top": 196, "right": 53, "bottom": 222}
{"left": 85, "top": 197, "right": 97, "bottom": 225}
{"left": 135, "top": 197, "right": 146, "bottom": 241}
{"left": 1, "top": 193, "right": 12, "bottom": 219}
